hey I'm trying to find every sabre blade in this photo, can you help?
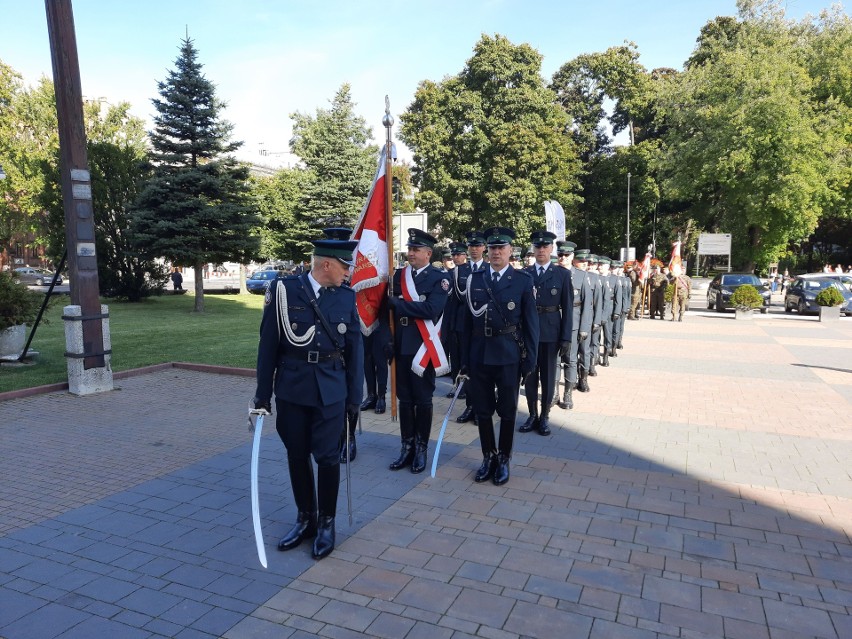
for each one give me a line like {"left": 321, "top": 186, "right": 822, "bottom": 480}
{"left": 250, "top": 414, "right": 268, "bottom": 569}
{"left": 430, "top": 376, "right": 466, "bottom": 478}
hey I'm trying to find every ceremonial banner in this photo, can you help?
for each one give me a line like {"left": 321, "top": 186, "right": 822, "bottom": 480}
{"left": 544, "top": 200, "right": 566, "bottom": 255}
{"left": 669, "top": 241, "right": 683, "bottom": 277}
{"left": 351, "top": 153, "right": 389, "bottom": 335}
{"left": 640, "top": 252, "right": 652, "bottom": 282}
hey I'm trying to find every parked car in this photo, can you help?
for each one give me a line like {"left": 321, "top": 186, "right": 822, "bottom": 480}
{"left": 706, "top": 273, "right": 770, "bottom": 313}
{"left": 245, "top": 269, "right": 279, "bottom": 294}
{"left": 784, "top": 277, "right": 852, "bottom": 316}
{"left": 799, "top": 272, "right": 852, "bottom": 293}
{"left": 12, "top": 267, "right": 63, "bottom": 286}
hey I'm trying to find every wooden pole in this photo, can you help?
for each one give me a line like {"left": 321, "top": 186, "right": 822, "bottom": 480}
{"left": 383, "top": 98, "right": 397, "bottom": 421}
{"left": 45, "top": 0, "right": 105, "bottom": 369}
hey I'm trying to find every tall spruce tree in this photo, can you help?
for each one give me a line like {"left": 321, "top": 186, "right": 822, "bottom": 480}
{"left": 132, "top": 37, "right": 259, "bottom": 311}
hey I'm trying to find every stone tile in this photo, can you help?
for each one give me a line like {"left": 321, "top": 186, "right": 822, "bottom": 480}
{"left": 299, "top": 558, "right": 364, "bottom": 589}
{"left": 313, "top": 599, "right": 380, "bottom": 633}
{"left": 346, "top": 566, "right": 412, "bottom": 600}
{"left": 500, "top": 547, "right": 573, "bottom": 581}
{"left": 394, "top": 577, "right": 462, "bottom": 615}
{"left": 642, "top": 575, "right": 701, "bottom": 610}
{"left": 762, "top": 598, "right": 837, "bottom": 637}
{"left": 363, "top": 611, "right": 416, "bottom": 638}
{"left": 504, "top": 599, "right": 593, "bottom": 638}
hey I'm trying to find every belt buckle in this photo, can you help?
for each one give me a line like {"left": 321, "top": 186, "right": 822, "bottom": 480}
{"left": 399, "top": 317, "right": 408, "bottom": 326}
{"left": 307, "top": 351, "right": 319, "bottom": 363}
{"left": 484, "top": 326, "right": 492, "bottom": 337}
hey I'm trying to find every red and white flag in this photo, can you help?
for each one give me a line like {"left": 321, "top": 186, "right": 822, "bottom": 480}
{"left": 640, "top": 252, "right": 652, "bottom": 282}
{"left": 669, "top": 241, "right": 683, "bottom": 277}
{"left": 351, "top": 153, "right": 390, "bottom": 335}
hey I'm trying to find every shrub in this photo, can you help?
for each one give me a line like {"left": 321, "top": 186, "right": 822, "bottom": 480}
{"left": 815, "top": 286, "right": 844, "bottom": 307}
{"left": 729, "top": 284, "right": 763, "bottom": 310}
{"left": 0, "top": 271, "right": 47, "bottom": 331}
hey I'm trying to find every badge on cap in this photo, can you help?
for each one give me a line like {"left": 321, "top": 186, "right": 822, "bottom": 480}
{"left": 337, "top": 323, "right": 347, "bottom": 334}
{"left": 507, "top": 301, "right": 516, "bottom": 310}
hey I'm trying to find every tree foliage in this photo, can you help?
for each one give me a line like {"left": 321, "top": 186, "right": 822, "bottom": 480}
{"left": 251, "top": 167, "right": 310, "bottom": 261}
{"left": 658, "top": 3, "right": 847, "bottom": 271}
{"left": 290, "top": 84, "right": 378, "bottom": 233}
{"left": 131, "top": 38, "right": 260, "bottom": 311}
{"left": 400, "top": 34, "right": 581, "bottom": 241}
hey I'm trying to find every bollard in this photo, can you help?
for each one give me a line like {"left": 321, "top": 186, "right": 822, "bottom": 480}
{"left": 63, "top": 304, "right": 113, "bottom": 395}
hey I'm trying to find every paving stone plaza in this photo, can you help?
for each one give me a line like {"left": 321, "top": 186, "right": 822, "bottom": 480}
{"left": 1, "top": 304, "right": 850, "bottom": 638}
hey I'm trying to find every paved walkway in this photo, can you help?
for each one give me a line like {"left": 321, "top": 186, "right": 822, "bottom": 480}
{"left": 1, "top": 304, "right": 850, "bottom": 639}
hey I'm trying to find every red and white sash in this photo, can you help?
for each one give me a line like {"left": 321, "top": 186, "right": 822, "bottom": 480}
{"left": 400, "top": 265, "right": 450, "bottom": 377}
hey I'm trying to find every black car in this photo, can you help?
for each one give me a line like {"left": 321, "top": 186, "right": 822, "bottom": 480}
{"left": 784, "top": 277, "right": 852, "bottom": 316}
{"left": 245, "top": 269, "right": 279, "bottom": 294}
{"left": 706, "top": 273, "right": 770, "bottom": 313}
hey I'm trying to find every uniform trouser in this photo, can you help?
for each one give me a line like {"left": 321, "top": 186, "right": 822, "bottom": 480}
{"left": 629, "top": 291, "right": 642, "bottom": 317}
{"left": 614, "top": 313, "right": 626, "bottom": 346}
{"left": 363, "top": 333, "right": 388, "bottom": 397}
{"left": 471, "top": 362, "right": 521, "bottom": 456}
{"left": 524, "top": 341, "right": 558, "bottom": 417}
{"left": 672, "top": 293, "right": 688, "bottom": 318}
{"left": 566, "top": 328, "right": 580, "bottom": 383}
{"left": 276, "top": 399, "right": 344, "bottom": 516}
{"left": 590, "top": 324, "right": 602, "bottom": 363}
{"left": 578, "top": 328, "right": 593, "bottom": 372}
{"left": 449, "top": 329, "right": 470, "bottom": 406}
{"left": 395, "top": 353, "right": 436, "bottom": 405}
{"left": 651, "top": 291, "right": 667, "bottom": 317}
{"left": 602, "top": 317, "right": 613, "bottom": 351}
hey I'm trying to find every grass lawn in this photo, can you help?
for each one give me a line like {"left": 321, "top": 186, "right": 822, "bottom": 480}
{"left": 0, "top": 292, "right": 266, "bottom": 394}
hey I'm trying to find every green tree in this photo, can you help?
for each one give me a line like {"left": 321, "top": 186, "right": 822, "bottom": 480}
{"left": 289, "top": 84, "right": 378, "bottom": 233}
{"left": 400, "top": 34, "right": 581, "bottom": 240}
{"left": 132, "top": 38, "right": 260, "bottom": 312}
{"left": 251, "top": 167, "right": 310, "bottom": 261}
{"left": 658, "top": 6, "right": 844, "bottom": 271}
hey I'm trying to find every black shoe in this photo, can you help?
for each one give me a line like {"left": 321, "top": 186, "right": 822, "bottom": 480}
{"left": 374, "top": 396, "right": 386, "bottom": 414}
{"left": 610, "top": 348, "right": 617, "bottom": 358}
{"left": 389, "top": 441, "right": 414, "bottom": 470}
{"left": 565, "top": 386, "right": 574, "bottom": 409}
{"left": 557, "top": 391, "right": 568, "bottom": 410}
{"left": 277, "top": 511, "right": 317, "bottom": 551}
{"left": 474, "top": 453, "right": 497, "bottom": 483}
{"left": 537, "top": 416, "right": 551, "bottom": 436}
{"left": 311, "top": 515, "right": 335, "bottom": 560}
{"left": 456, "top": 406, "right": 475, "bottom": 423}
{"left": 339, "top": 435, "right": 357, "bottom": 463}
{"left": 617, "top": 342, "right": 624, "bottom": 348}
{"left": 589, "top": 366, "right": 598, "bottom": 377}
{"left": 492, "top": 454, "right": 510, "bottom": 486}
{"left": 445, "top": 390, "right": 455, "bottom": 398}
{"left": 577, "top": 372, "right": 590, "bottom": 393}
{"left": 458, "top": 391, "right": 466, "bottom": 400}
{"left": 359, "top": 394, "right": 377, "bottom": 411}
{"left": 518, "top": 414, "right": 538, "bottom": 433}
{"left": 600, "top": 353, "right": 609, "bottom": 367}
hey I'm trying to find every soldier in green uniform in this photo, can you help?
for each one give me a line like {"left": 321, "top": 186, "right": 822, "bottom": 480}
{"left": 628, "top": 262, "right": 643, "bottom": 320}
{"left": 648, "top": 265, "right": 668, "bottom": 320}
{"left": 671, "top": 271, "right": 692, "bottom": 321}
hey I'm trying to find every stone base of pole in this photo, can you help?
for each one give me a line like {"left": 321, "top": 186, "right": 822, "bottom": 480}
{"left": 63, "top": 304, "right": 113, "bottom": 395}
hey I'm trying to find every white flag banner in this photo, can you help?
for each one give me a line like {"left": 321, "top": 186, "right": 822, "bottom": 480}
{"left": 544, "top": 200, "right": 566, "bottom": 255}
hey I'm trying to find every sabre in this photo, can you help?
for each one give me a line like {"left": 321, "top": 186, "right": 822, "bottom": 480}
{"left": 249, "top": 413, "right": 268, "bottom": 569}
{"left": 345, "top": 410, "right": 356, "bottom": 526}
{"left": 430, "top": 373, "right": 468, "bottom": 478}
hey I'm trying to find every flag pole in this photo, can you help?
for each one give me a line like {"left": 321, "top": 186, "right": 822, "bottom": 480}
{"left": 383, "top": 97, "right": 397, "bottom": 421}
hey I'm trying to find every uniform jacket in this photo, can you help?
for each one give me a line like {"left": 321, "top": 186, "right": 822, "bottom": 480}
{"left": 255, "top": 275, "right": 363, "bottom": 408}
{"left": 620, "top": 275, "right": 632, "bottom": 314}
{"left": 390, "top": 264, "right": 451, "bottom": 356}
{"left": 461, "top": 267, "right": 539, "bottom": 369}
{"left": 601, "top": 274, "right": 615, "bottom": 321}
{"left": 608, "top": 274, "right": 623, "bottom": 319}
{"left": 587, "top": 271, "right": 604, "bottom": 327}
{"left": 563, "top": 265, "right": 593, "bottom": 335}
{"left": 650, "top": 272, "right": 668, "bottom": 292}
{"left": 449, "top": 262, "right": 472, "bottom": 333}
{"left": 524, "top": 263, "right": 573, "bottom": 343}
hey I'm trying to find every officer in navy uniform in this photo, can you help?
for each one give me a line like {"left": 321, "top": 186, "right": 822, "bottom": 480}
{"left": 556, "top": 241, "right": 592, "bottom": 409}
{"left": 456, "top": 231, "right": 486, "bottom": 423}
{"left": 388, "top": 229, "right": 451, "bottom": 474}
{"left": 586, "top": 255, "right": 604, "bottom": 378}
{"left": 611, "top": 261, "right": 630, "bottom": 353}
{"left": 460, "top": 227, "right": 539, "bottom": 485}
{"left": 598, "top": 257, "right": 616, "bottom": 367}
{"left": 251, "top": 232, "right": 363, "bottom": 560}
{"left": 520, "top": 230, "right": 572, "bottom": 436}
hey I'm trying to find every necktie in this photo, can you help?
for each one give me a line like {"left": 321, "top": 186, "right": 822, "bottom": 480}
{"left": 492, "top": 271, "right": 499, "bottom": 284}
{"left": 538, "top": 266, "right": 544, "bottom": 279}
{"left": 317, "top": 287, "right": 325, "bottom": 299}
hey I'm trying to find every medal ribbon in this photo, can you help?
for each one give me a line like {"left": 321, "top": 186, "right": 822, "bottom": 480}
{"left": 400, "top": 265, "right": 450, "bottom": 377}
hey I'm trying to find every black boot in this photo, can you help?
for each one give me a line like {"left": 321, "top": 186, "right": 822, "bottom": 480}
{"left": 389, "top": 403, "right": 415, "bottom": 470}
{"left": 565, "top": 386, "right": 574, "bottom": 409}
{"left": 278, "top": 511, "right": 317, "bottom": 551}
{"left": 474, "top": 451, "right": 497, "bottom": 482}
{"left": 610, "top": 347, "right": 617, "bottom": 358}
{"left": 601, "top": 352, "right": 609, "bottom": 367}
{"left": 360, "top": 394, "right": 377, "bottom": 411}
{"left": 456, "top": 406, "right": 475, "bottom": 423}
{"left": 577, "top": 369, "right": 590, "bottom": 393}
{"left": 411, "top": 405, "right": 432, "bottom": 474}
{"left": 518, "top": 410, "right": 538, "bottom": 433}
{"left": 492, "top": 453, "right": 510, "bottom": 486}
{"left": 537, "top": 412, "right": 551, "bottom": 436}
{"left": 557, "top": 388, "right": 568, "bottom": 410}
{"left": 374, "top": 395, "right": 386, "bottom": 414}
{"left": 617, "top": 341, "right": 624, "bottom": 349}
{"left": 312, "top": 514, "right": 335, "bottom": 560}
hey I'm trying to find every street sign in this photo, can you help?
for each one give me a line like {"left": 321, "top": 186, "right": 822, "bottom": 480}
{"left": 698, "top": 233, "right": 731, "bottom": 255}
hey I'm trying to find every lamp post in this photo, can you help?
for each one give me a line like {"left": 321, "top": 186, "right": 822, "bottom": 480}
{"left": 625, "top": 172, "right": 631, "bottom": 256}
{"left": 0, "top": 164, "right": 6, "bottom": 180}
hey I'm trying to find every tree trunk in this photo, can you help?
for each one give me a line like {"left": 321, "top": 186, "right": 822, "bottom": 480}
{"left": 194, "top": 263, "right": 205, "bottom": 312}
{"left": 239, "top": 264, "right": 248, "bottom": 294}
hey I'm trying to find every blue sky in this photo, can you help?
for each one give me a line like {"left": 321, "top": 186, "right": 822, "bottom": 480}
{"left": 1, "top": 0, "right": 841, "bottom": 164}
